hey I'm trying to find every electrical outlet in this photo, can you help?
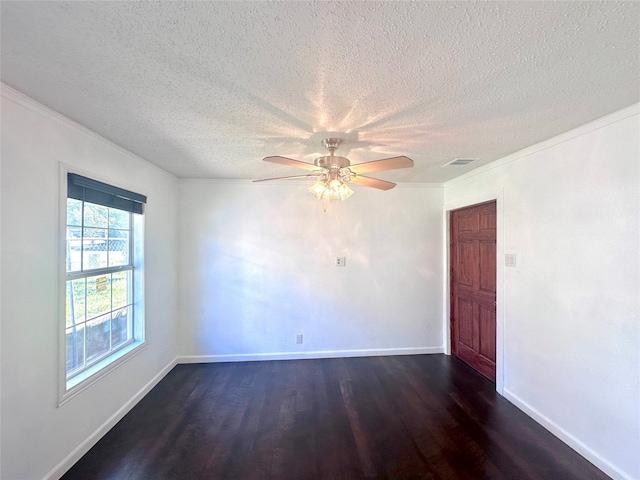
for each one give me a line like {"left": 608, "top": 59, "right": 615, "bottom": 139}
{"left": 296, "top": 333, "right": 303, "bottom": 344}
{"left": 336, "top": 257, "right": 346, "bottom": 266}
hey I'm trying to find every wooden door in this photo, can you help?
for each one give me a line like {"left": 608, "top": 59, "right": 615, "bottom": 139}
{"left": 450, "top": 201, "right": 497, "bottom": 381}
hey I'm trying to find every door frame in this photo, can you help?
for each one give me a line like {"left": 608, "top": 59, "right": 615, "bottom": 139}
{"left": 443, "top": 188, "right": 505, "bottom": 395}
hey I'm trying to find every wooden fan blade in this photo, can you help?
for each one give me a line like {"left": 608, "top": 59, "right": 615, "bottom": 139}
{"left": 349, "top": 156, "right": 413, "bottom": 174}
{"left": 349, "top": 175, "right": 396, "bottom": 191}
{"left": 253, "top": 173, "right": 321, "bottom": 183}
{"left": 263, "top": 156, "right": 319, "bottom": 172}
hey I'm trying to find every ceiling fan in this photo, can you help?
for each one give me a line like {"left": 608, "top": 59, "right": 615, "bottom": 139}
{"left": 254, "top": 138, "right": 414, "bottom": 201}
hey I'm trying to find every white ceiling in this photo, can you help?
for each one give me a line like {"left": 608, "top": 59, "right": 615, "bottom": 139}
{"left": 1, "top": 1, "right": 638, "bottom": 183}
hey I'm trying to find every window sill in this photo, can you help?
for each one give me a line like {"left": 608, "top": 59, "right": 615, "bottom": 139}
{"left": 59, "top": 340, "right": 147, "bottom": 406}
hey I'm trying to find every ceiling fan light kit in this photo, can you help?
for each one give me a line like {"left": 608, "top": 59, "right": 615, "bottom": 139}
{"left": 308, "top": 178, "right": 354, "bottom": 202}
{"left": 255, "top": 138, "right": 414, "bottom": 202}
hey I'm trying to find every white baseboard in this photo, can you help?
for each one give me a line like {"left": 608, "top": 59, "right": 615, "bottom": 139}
{"left": 44, "top": 358, "right": 178, "bottom": 480}
{"left": 178, "top": 346, "right": 443, "bottom": 364}
{"left": 503, "top": 388, "right": 632, "bottom": 480}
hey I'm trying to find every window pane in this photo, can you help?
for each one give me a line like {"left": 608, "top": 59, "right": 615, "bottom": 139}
{"left": 109, "top": 209, "right": 129, "bottom": 230}
{"left": 66, "top": 324, "right": 85, "bottom": 373}
{"left": 66, "top": 279, "right": 86, "bottom": 326}
{"left": 108, "top": 230, "right": 129, "bottom": 266}
{"left": 83, "top": 228, "right": 108, "bottom": 269}
{"left": 66, "top": 227, "right": 82, "bottom": 272}
{"left": 84, "top": 203, "right": 108, "bottom": 228}
{"left": 111, "top": 271, "right": 130, "bottom": 308}
{"left": 112, "top": 306, "right": 132, "bottom": 348}
{"left": 83, "top": 227, "right": 107, "bottom": 240}
{"left": 83, "top": 250, "right": 107, "bottom": 270}
{"left": 86, "top": 275, "right": 112, "bottom": 319}
{"left": 67, "top": 198, "right": 82, "bottom": 226}
{"left": 85, "top": 314, "right": 111, "bottom": 362}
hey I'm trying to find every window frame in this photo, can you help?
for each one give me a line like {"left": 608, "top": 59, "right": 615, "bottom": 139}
{"left": 65, "top": 200, "right": 136, "bottom": 380}
{"left": 58, "top": 167, "right": 146, "bottom": 405}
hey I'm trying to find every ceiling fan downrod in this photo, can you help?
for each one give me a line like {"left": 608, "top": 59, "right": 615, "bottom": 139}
{"left": 321, "top": 138, "right": 342, "bottom": 154}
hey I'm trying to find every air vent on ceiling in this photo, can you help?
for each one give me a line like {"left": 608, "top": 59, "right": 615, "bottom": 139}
{"left": 443, "top": 158, "right": 478, "bottom": 167}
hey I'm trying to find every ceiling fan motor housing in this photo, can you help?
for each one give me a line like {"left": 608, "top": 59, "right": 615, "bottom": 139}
{"left": 314, "top": 155, "right": 350, "bottom": 168}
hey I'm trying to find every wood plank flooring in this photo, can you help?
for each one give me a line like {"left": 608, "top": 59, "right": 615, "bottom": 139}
{"left": 61, "top": 355, "right": 609, "bottom": 479}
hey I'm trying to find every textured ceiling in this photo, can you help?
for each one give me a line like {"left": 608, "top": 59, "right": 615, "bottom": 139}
{"left": 1, "top": 1, "right": 638, "bottom": 183}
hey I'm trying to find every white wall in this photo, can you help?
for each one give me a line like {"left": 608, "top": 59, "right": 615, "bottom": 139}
{"left": 444, "top": 106, "right": 640, "bottom": 480}
{"left": 0, "top": 85, "right": 179, "bottom": 480}
{"left": 178, "top": 180, "right": 444, "bottom": 361}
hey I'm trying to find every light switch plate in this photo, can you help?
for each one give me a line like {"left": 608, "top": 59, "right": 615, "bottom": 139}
{"left": 505, "top": 254, "right": 517, "bottom": 267}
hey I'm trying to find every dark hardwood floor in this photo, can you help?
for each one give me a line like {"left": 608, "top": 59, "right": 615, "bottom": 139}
{"left": 61, "top": 355, "right": 609, "bottom": 480}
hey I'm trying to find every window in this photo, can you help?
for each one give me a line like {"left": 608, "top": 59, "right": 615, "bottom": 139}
{"left": 64, "top": 173, "right": 146, "bottom": 392}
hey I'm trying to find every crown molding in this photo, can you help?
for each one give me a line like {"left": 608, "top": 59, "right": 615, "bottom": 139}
{"left": 179, "top": 178, "right": 256, "bottom": 185}
{"left": 396, "top": 182, "right": 443, "bottom": 189}
{"left": 179, "top": 178, "right": 443, "bottom": 188}
{"left": 1, "top": 83, "right": 177, "bottom": 181}
{"left": 445, "top": 102, "right": 640, "bottom": 188}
